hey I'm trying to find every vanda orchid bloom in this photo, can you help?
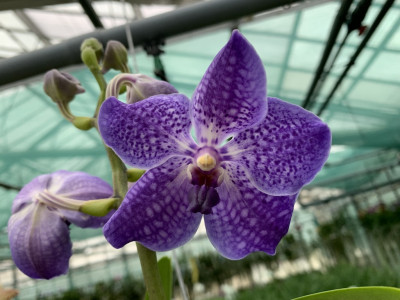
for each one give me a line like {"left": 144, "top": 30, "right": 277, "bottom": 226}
{"left": 8, "top": 171, "right": 114, "bottom": 279}
{"left": 99, "top": 30, "right": 331, "bottom": 259}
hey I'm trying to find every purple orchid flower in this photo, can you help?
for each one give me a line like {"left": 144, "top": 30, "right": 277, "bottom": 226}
{"left": 8, "top": 170, "right": 113, "bottom": 279}
{"left": 98, "top": 30, "right": 331, "bottom": 259}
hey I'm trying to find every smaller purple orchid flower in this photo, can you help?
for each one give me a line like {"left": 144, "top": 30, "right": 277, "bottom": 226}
{"left": 8, "top": 171, "right": 114, "bottom": 279}
{"left": 98, "top": 30, "right": 331, "bottom": 259}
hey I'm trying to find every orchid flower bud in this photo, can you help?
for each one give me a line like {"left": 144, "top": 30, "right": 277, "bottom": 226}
{"left": 106, "top": 73, "right": 178, "bottom": 104}
{"left": 102, "top": 40, "right": 129, "bottom": 74}
{"left": 43, "top": 69, "right": 85, "bottom": 105}
{"left": 80, "top": 38, "right": 104, "bottom": 62}
{"left": 7, "top": 171, "right": 115, "bottom": 279}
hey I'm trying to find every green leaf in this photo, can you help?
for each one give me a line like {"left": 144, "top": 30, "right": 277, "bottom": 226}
{"left": 293, "top": 286, "right": 400, "bottom": 300}
{"left": 144, "top": 256, "right": 173, "bottom": 300}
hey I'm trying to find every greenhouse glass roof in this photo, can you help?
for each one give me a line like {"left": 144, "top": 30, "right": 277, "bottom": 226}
{"left": 0, "top": 0, "right": 399, "bottom": 298}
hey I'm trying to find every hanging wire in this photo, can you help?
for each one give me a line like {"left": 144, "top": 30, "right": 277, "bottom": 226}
{"left": 120, "top": 0, "right": 139, "bottom": 73}
{"left": 172, "top": 250, "right": 189, "bottom": 300}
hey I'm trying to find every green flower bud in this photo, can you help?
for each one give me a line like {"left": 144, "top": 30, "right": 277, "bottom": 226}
{"left": 80, "top": 38, "right": 103, "bottom": 62}
{"left": 81, "top": 47, "right": 100, "bottom": 71}
{"left": 102, "top": 40, "right": 129, "bottom": 74}
{"left": 43, "top": 69, "right": 85, "bottom": 104}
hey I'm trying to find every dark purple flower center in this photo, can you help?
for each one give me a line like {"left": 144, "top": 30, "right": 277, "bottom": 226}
{"left": 187, "top": 147, "right": 223, "bottom": 214}
{"left": 187, "top": 185, "right": 220, "bottom": 215}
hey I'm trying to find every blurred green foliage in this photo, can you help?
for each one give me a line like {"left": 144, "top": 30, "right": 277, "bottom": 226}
{"left": 211, "top": 264, "right": 400, "bottom": 300}
{"left": 37, "top": 276, "right": 145, "bottom": 300}
{"left": 359, "top": 203, "right": 400, "bottom": 234}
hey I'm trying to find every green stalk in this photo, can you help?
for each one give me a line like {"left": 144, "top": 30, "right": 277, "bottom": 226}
{"left": 106, "top": 145, "right": 166, "bottom": 300}
{"left": 105, "top": 147, "right": 127, "bottom": 201}
{"left": 137, "top": 243, "right": 168, "bottom": 300}
{"left": 82, "top": 44, "right": 167, "bottom": 300}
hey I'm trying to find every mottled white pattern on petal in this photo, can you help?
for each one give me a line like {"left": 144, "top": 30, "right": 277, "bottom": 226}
{"left": 205, "top": 162, "right": 297, "bottom": 260}
{"left": 222, "top": 97, "right": 331, "bottom": 196}
{"left": 103, "top": 157, "right": 202, "bottom": 251}
{"left": 191, "top": 30, "right": 267, "bottom": 146}
{"left": 99, "top": 95, "right": 197, "bottom": 169}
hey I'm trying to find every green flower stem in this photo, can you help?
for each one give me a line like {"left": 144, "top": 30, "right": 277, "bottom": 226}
{"left": 82, "top": 45, "right": 167, "bottom": 300}
{"left": 122, "top": 65, "right": 130, "bottom": 73}
{"left": 136, "top": 242, "right": 167, "bottom": 300}
{"left": 106, "top": 145, "right": 167, "bottom": 300}
{"left": 93, "top": 78, "right": 107, "bottom": 119}
{"left": 105, "top": 146, "right": 128, "bottom": 201}
{"left": 106, "top": 144, "right": 166, "bottom": 300}
{"left": 57, "top": 102, "right": 75, "bottom": 122}
{"left": 80, "top": 46, "right": 107, "bottom": 119}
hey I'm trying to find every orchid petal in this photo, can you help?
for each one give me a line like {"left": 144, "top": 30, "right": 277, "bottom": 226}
{"left": 103, "top": 157, "right": 202, "bottom": 251}
{"left": 191, "top": 30, "right": 267, "bottom": 146}
{"left": 205, "top": 163, "right": 297, "bottom": 259}
{"left": 49, "top": 170, "right": 113, "bottom": 199}
{"left": 99, "top": 95, "right": 197, "bottom": 169}
{"left": 8, "top": 203, "right": 72, "bottom": 279}
{"left": 221, "top": 97, "right": 331, "bottom": 196}
{"left": 60, "top": 209, "right": 114, "bottom": 228}
{"left": 12, "top": 174, "right": 51, "bottom": 214}
{"left": 49, "top": 171, "right": 114, "bottom": 228}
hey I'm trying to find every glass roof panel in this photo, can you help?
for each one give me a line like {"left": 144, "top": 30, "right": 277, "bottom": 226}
{"left": 12, "top": 31, "right": 41, "bottom": 50}
{"left": 297, "top": 1, "right": 338, "bottom": 40}
{"left": 0, "top": 29, "right": 22, "bottom": 51}
{"left": 92, "top": 1, "right": 135, "bottom": 19}
{"left": 140, "top": 4, "right": 176, "bottom": 18}
{"left": 364, "top": 51, "right": 400, "bottom": 80}
{"left": 25, "top": 8, "right": 94, "bottom": 39}
{"left": 0, "top": 11, "right": 28, "bottom": 30}
{"left": 288, "top": 40, "right": 324, "bottom": 70}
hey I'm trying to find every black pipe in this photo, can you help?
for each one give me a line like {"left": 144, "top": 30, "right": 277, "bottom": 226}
{"left": 0, "top": 0, "right": 299, "bottom": 87}
{"left": 78, "top": 0, "right": 104, "bottom": 29}
{"left": 301, "top": 0, "right": 354, "bottom": 110}
{"left": 317, "top": 0, "right": 395, "bottom": 116}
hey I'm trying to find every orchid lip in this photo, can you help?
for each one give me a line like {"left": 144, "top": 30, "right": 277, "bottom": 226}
{"left": 187, "top": 185, "right": 220, "bottom": 215}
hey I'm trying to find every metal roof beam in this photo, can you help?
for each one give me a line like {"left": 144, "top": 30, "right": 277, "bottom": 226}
{"left": 78, "top": 0, "right": 104, "bottom": 29}
{"left": 307, "top": 161, "right": 400, "bottom": 188}
{"left": 0, "top": 0, "right": 193, "bottom": 11}
{"left": 317, "top": 0, "right": 395, "bottom": 116}
{"left": 299, "top": 179, "right": 400, "bottom": 207}
{"left": 0, "top": 0, "right": 305, "bottom": 87}
{"left": 301, "top": 0, "right": 354, "bottom": 109}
